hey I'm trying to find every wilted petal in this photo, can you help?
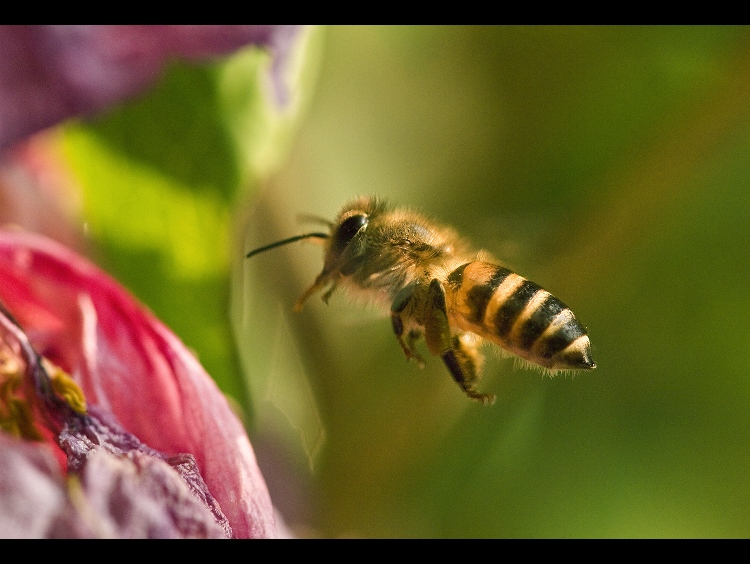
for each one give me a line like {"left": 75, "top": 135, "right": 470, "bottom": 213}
{"left": 0, "top": 427, "right": 232, "bottom": 538}
{"left": 60, "top": 406, "right": 231, "bottom": 538}
{"left": 0, "top": 230, "right": 276, "bottom": 537}
{"left": 0, "top": 25, "right": 302, "bottom": 149}
{"left": 71, "top": 449, "right": 227, "bottom": 538}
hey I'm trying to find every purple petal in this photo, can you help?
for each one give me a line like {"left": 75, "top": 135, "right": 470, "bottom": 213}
{"left": 0, "top": 429, "right": 233, "bottom": 538}
{"left": 0, "top": 433, "right": 70, "bottom": 538}
{"left": 59, "top": 406, "right": 232, "bottom": 538}
{"left": 69, "top": 449, "right": 228, "bottom": 538}
{"left": 0, "top": 25, "right": 302, "bottom": 150}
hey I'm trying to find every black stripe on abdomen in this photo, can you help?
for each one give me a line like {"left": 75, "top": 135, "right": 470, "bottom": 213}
{"left": 517, "top": 294, "right": 567, "bottom": 350}
{"left": 537, "top": 319, "right": 588, "bottom": 360}
{"left": 464, "top": 266, "right": 512, "bottom": 325}
{"left": 494, "top": 280, "right": 542, "bottom": 338}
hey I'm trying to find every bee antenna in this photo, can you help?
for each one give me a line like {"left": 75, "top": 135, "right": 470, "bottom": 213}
{"left": 245, "top": 232, "right": 329, "bottom": 259}
{"left": 297, "top": 213, "right": 334, "bottom": 228}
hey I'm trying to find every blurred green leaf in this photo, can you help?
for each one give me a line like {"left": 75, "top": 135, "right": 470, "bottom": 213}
{"left": 61, "top": 28, "right": 321, "bottom": 414}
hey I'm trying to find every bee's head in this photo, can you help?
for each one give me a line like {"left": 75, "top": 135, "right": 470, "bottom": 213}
{"left": 324, "top": 196, "right": 386, "bottom": 275}
{"left": 246, "top": 196, "right": 390, "bottom": 311}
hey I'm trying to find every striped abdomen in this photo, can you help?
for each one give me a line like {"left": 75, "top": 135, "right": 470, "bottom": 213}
{"left": 445, "top": 262, "right": 595, "bottom": 371}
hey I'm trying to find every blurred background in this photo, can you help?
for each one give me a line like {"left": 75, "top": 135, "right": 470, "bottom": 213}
{"left": 239, "top": 26, "right": 750, "bottom": 537}
{"left": 12, "top": 26, "right": 750, "bottom": 537}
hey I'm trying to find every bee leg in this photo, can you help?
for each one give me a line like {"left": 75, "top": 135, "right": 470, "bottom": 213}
{"left": 391, "top": 281, "right": 425, "bottom": 367}
{"left": 424, "top": 279, "right": 496, "bottom": 406}
{"left": 406, "top": 329, "right": 425, "bottom": 367}
{"left": 321, "top": 282, "right": 339, "bottom": 305}
{"left": 443, "top": 335, "right": 495, "bottom": 406}
{"left": 295, "top": 273, "right": 334, "bottom": 312}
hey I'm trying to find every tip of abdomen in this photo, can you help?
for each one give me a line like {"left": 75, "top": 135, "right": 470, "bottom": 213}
{"left": 553, "top": 335, "right": 596, "bottom": 370}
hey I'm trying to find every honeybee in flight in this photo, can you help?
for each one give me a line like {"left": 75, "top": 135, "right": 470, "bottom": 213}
{"left": 246, "top": 196, "right": 595, "bottom": 405}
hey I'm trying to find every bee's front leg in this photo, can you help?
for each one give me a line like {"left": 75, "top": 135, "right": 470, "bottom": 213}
{"left": 391, "top": 281, "right": 425, "bottom": 367}
{"left": 424, "top": 279, "right": 495, "bottom": 406}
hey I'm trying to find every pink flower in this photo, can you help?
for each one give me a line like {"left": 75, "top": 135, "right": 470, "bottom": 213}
{"left": 0, "top": 230, "right": 276, "bottom": 537}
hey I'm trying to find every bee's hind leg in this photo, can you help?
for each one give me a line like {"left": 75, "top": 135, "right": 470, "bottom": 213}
{"left": 391, "top": 281, "right": 425, "bottom": 367}
{"left": 441, "top": 334, "right": 495, "bottom": 406}
{"left": 423, "top": 279, "right": 496, "bottom": 406}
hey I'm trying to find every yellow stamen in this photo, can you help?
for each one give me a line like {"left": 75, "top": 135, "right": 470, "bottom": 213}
{"left": 43, "top": 359, "right": 87, "bottom": 415}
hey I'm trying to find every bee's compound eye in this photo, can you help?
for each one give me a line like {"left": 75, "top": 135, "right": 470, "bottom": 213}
{"left": 334, "top": 214, "right": 368, "bottom": 254}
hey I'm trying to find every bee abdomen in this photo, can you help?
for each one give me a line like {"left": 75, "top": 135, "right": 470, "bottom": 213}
{"left": 447, "top": 262, "right": 595, "bottom": 371}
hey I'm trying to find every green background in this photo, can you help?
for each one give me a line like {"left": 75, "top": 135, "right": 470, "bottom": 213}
{"left": 64, "top": 26, "right": 750, "bottom": 537}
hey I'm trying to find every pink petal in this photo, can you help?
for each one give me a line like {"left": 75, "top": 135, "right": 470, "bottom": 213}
{"left": 0, "top": 229, "right": 276, "bottom": 538}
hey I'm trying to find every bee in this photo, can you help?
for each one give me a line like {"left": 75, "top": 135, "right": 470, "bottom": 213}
{"left": 246, "top": 196, "right": 595, "bottom": 405}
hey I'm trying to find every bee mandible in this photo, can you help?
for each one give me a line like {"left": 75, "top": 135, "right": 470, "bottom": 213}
{"left": 246, "top": 196, "right": 595, "bottom": 405}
